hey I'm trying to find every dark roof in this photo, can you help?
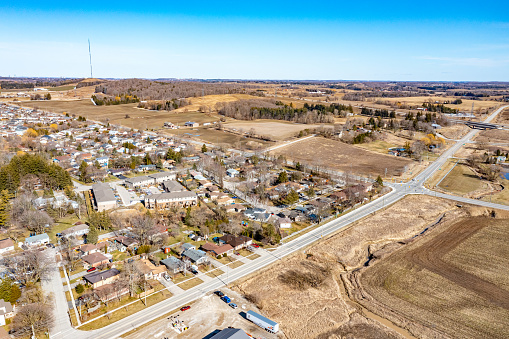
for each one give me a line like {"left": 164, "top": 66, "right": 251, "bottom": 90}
{"left": 81, "top": 252, "right": 108, "bottom": 265}
{"left": 83, "top": 268, "right": 120, "bottom": 284}
{"left": 210, "top": 328, "right": 250, "bottom": 339}
{"left": 219, "top": 234, "right": 252, "bottom": 248}
{"left": 160, "top": 256, "right": 184, "bottom": 270}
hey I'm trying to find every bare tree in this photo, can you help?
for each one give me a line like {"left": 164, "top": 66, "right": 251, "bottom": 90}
{"left": 6, "top": 250, "right": 52, "bottom": 286}
{"left": 130, "top": 214, "right": 156, "bottom": 245}
{"left": 11, "top": 302, "right": 54, "bottom": 338}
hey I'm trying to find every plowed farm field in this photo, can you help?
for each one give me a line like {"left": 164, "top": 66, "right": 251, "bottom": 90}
{"left": 358, "top": 215, "right": 509, "bottom": 339}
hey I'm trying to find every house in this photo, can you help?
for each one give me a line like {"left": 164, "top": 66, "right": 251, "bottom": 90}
{"left": 94, "top": 283, "right": 129, "bottom": 302}
{"left": 218, "top": 234, "right": 252, "bottom": 250}
{"left": 124, "top": 176, "right": 153, "bottom": 188}
{"left": 201, "top": 242, "right": 234, "bottom": 257}
{"left": 79, "top": 244, "right": 98, "bottom": 257}
{"left": 148, "top": 171, "right": 176, "bottom": 184}
{"left": 82, "top": 252, "right": 109, "bottom": 268}
{"left": 276, "top": 217, "right": 292, "bottom": 229}
{"left": 91, "top": 183, "right": 117, "bottom": 212}
{"left": 96, "top": 156, "right": 110, "bottom": 168}
{"left": 0, "top": 239, "right": 14, "bottom": 255}
{"left": 83, "top": 268, "right": 121, "bottom": 288}
{"left": 24, "top": 233, "right": 50, "bottom": 247}
{"left": 181, "top": 249, "right": 208, "bottom": 264}
{"left": 161, "top": 256, "right": 185, "bottom": 274}
{"left": 330, "top": 191, "right": 347, "bottom": 202}
{"left": 0, "top": 299, "right": 14, "bottom": 326}
{"left": 184, "top": 121, "right": 199, "bottom": 128}
{"left": 181, "top": 243, "right": 196, "bottom": 252}
{"left": 162, "top": 180, "right": 185, "bottom": 193}
{"left": 61, "top": 224, "right": 89, "bottom": 238}
{"left": 136, "top": 259, "right": 167, "bottom": 280}
{"left": 144, "top": 191, "right": 198, "bottom": 209}
{"left": 226, "top": 169, "right": 239, "bottom": 177}
{"left": 114, "top": 236, "right": 138, "bottom": 252}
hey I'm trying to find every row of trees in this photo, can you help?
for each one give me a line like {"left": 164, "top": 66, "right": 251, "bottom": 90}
{"left": 137, "top": 98, "right": 189, "bottom": 111}
{"left": 91, "top": 93, "right": 139, "bottom": 106}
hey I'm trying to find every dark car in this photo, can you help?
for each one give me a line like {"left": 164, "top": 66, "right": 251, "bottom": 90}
{"left": 86, "top": 267, "right": 96, "bottom": 272}
{"left": 214, "top": 291, "right": 224, "bottom": 297}
{"left": 180, "top": 306, "right": 191, "bottom": 311}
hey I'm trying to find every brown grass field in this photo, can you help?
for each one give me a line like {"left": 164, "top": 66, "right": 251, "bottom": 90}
{"left": 271, "top": 136, "right": 413, "bottom": 177}
{"left": 19, "top": 99, "right": 220, "bottom": 129}
{"left": 353, "top": 210, "right": 509, "bottom": 339}
{"left": 234, "top": 195, "right": 457, "bottom": 338}
{"left": 379, "top": 96, "right": 500, "bottom": 111}
{"left": 223, "top": 120, "right": 326, "bottom": 140}
{"left": 437, "top": 163, "right": 485, "bottom": 194}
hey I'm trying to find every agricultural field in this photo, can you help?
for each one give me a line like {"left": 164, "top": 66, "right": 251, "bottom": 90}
{"left": 163, "top": 127, "right": 272, "bottom": 149}
{"left": 271, "top": 136, "right": 413, "bottom": 177}
{"left": 223, "top": 120, "right": 326, "bottom": 141}
{"left": 234, "top": 195, "right": 455, "bottom": 338}
{"left": 355, "top": 211, "right": 509, "bottom": 339}
{"left": 378, "top": 96, "right": 500, "bottom": 112}
{"left": 19, "top": 100, "right": 220, "bottom": 129}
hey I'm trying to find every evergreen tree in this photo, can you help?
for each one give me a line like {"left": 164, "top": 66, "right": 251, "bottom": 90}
{"left": 276, "top": 171, "right": 288, "bottom": 184}
{"left": 86, "top": 226, "right": 98, "bottom": 244}
{"left": 201, "top": 144, "right": 207, "bottom": 153}
{"left": 376, "top": 175, "right": 384, "bottom": 187}
{"left": 283, "top": 189, "right": 299, "bottom": 205}
{"left": 0, "top": 190, "right": 12, "bottom": 229}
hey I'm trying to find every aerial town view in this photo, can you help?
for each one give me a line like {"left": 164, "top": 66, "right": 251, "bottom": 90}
{"left": 0, "top": 1, "right": 508, "bottom": 339}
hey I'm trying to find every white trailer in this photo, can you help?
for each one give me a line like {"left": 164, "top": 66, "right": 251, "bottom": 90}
{"left": 246, "top": 310, "right": 279, "bottom": 333}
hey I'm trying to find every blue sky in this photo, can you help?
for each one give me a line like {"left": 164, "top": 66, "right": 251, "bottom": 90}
{"left": 1, "top": 1, "right": 508, "bottom": 80}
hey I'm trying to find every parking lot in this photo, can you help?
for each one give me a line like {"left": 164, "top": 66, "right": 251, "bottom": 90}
{"left": 124, "top": 288, "right": 278, "bottom": 339}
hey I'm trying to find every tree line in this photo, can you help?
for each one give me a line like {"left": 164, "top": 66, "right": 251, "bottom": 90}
{"left": 137, "top": 98, "right": 190, "bottom": 111}
{"left": 0, "top": 153, "right": 72, "bottom": 193}
{"left": 91, "top": 93, "right": 139, "bottom": 106}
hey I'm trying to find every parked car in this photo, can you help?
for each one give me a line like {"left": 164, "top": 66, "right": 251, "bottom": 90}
{"left": 252, "top": 244, "right": 260, "bottom": 248}
{"left": 164, "top": 274, "right": 171, "bottom": 281}
{"left": 180, "top": 306, "right": 191, "bottom": 311}
{"left": 87, "top": 267, "right": 96, "bottom": 272}
{"left": 221, "top": 296, "right": 231, "bottom": 303}
{"left": 229, "top": 303, "right": 238, "bottom": 309}
{"left": 215, "top": 291, "right": 224, "bottom": 297}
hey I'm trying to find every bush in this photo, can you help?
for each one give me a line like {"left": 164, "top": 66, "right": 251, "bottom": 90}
{"left": 137, "top": 245, "right": 151, "bottom": 255}
{"left": 75, "top": 284, "right": 84, "bottom": 294}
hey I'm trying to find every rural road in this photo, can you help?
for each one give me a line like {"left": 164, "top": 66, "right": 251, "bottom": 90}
{"left": 50, "top": 105, "right": 509, "bottom": 338}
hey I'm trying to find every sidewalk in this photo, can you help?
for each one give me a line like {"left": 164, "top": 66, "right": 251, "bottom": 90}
{"left": 159, "top": 278, "right": 184, "bottom": 296}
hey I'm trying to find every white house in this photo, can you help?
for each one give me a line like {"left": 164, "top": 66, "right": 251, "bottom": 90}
{"left": 24, "top": 233, "right": 50, "bottom": 247}
{"left": 0, "top": 299, "right": 14, "bottom": 326}
{"left": 276, "top": 217, "right": 292, "bottom": 229}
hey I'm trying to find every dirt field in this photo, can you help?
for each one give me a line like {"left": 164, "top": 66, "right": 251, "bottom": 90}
{"left": 271, "top": 136, "right": 413, "bottom": 177}
{"left": 223, "top": 120, "right": 326, "bottom": 140}
{"left": 353, "top": 210, "right": 509, "bottom": 339}
{"left": 123, "top": 288, "right": 276, "bottom": 339}
{"left": 234, "top": 195, "right": 457, "bottom": 339}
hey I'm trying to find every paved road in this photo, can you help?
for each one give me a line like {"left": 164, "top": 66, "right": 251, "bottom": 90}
{"left": 49, "top": 105, "right": 509, "bottom": 338}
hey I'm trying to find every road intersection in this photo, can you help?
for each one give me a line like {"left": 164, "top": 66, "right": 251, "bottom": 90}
{"left": 49, "top": 105, "right": 508, "bottom": 338}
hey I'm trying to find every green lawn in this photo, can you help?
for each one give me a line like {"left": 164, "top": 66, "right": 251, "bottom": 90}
{"left": 48, "top": 215, "right": 81, "bottom": 243}
{"left": 111, "top": 251, "right": 129, "bottom": 262}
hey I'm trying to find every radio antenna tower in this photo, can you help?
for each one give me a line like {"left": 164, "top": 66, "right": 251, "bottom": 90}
{"left": 88, "top": 39, "right": 93, "bottom": 78}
